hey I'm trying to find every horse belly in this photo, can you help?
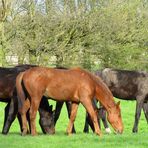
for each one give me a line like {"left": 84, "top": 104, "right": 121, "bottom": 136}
{"left": 111, "top": 86, "right": 136, "bottom": 100}
{"left": 0, "top": 88, "right": 13, "bottom": 99}
{"left": 44, "top": 86, "right": 77, "bottom": 102}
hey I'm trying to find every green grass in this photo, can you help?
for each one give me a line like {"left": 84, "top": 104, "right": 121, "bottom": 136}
{"left": 0, "top": 100, "right": 147, "bottom": 148}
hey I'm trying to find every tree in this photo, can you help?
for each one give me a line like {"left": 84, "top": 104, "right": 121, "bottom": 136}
{"left": 0, "top": 0, "right": 11, "bottom": 66}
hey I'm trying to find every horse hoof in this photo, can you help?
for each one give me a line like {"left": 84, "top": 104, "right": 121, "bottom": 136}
{"left": 66, "top": 131, "right": 73, "bottom": 136}
{"left": 31, "top": 132, "right": 38, "bottom": 136}
{"left": 132, "top": 128, "right": 138, "bottom": 133}
{"left": 96, "top": 132, "right": 102, "bottom": 137}
{"left": 67, "top": 133, "right": 73, "bottom": 136}
{"left": 21, "top": 129, "right": 28, "bottom": 136}
{"left": 21, "top": 132, "right": 27, "bottom": 136}
{"left": 83, "top": 131, "right": 89, "bottom": 134}
{"left": 132, "top": 130, "right": 138, "bottom": 133}
{"left": 98, "top": 133, "right": 103, "bottom": 137}
{"left": 2, "top": 131, "right": 8, "bottom": 135}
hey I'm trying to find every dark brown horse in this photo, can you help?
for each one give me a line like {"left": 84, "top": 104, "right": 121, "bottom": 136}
{"left": 95, "top": 68, "right": 148, "bottom": 133}
{"left": 16, "top": 67, "right": 123, "bottom": 136}
{"left": 0, "top": 65, "right": 54, "bottom": 134}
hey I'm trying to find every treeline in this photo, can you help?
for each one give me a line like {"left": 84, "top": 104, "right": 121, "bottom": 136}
{"left": 0, "top": 0, "right": 148, "bottom": 71}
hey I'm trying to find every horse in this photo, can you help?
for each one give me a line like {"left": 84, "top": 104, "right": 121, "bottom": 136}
{"left": 0, "top": 65, "right": 55, "bottom": 134}
{"left": 16, "top": 67, "right": 123, "bottom": 136}
{"left": 50, "top": 67, "right": 109, "bottom": 134}
{"left": 95, "top": 68, "right": 148, "bottom": 133}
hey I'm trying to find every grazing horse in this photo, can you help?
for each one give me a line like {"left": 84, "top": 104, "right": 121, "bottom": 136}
{"left": 50, "top": 67, "right": 108, "bottom": 134}
{"left": 95, "top": 68, "right": 148, "bottom": 133}
{"left": 16, "top": 67, "right": 123, "bottom": 136}
{"left": 0, "top": 65, "right": 54, "bottom": 134}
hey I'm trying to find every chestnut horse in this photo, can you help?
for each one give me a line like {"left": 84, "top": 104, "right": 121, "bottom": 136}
{"left": 52, "top": 67, "right": 109, "bottom": 134}
{"left": 16, "top": 67, "right": 123, "bottom": 136}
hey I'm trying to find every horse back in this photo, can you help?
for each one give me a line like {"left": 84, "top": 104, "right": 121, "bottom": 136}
{"left": 97, "top": 68, "right": 148, "bottom": 99}
{"left": 0, "top": 65, "right": 36, "bottom": 99}
{"left": 22, "top": 67, "right": 96, "bottom": 102}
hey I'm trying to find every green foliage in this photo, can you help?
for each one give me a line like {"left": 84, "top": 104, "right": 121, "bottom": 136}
{"left": 0, "top": 0, "right": 148, "bottom": 70}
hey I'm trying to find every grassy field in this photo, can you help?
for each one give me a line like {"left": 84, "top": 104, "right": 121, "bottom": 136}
{"left": 0, "top": 99, "right": 147, "bottom": 148}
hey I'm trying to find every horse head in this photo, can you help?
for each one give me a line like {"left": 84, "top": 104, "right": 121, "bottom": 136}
{"left": 39, "top": 105, "right": 55, "bottom": 134}
{"left": 107, "top": 101, "right": 124, "bottom": 134}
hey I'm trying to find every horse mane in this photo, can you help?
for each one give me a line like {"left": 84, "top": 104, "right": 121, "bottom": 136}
{"left": 71, "top": 68, "right": 113, "bottom": 97}
{"left": 89, "top": 71, "right": 113, "bottom": 97}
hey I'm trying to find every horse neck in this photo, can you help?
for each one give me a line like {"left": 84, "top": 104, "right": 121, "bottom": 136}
{"left": 95, "top": 79, "right": 116, "bottom": 114}
{"left": 84, "top": 70, "right": 117, "bottom": 113}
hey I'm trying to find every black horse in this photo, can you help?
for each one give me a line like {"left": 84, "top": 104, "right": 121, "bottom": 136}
{"left": 0, "top": 65, "right": 54, "bottom": 134}
{"left": 95, "top": 68, "right": 148, "bottom": 133}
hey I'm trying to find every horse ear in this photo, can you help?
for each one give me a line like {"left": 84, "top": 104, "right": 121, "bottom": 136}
{"left": 116, "top": 101, "right": 120, "bottom": 107}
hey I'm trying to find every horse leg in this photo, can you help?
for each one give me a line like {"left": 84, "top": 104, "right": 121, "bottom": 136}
{"left": 29, "top": 97, "right": 41, "bottom": 136}
{"left": 66, "top": 102, "right": 79, "bottom": 135}
{"left": 17, "top": 113, "right": 23, "bottom": 132}
{"left": 17, "top": 110, "right": 31, "bottom": 134}
{"left": 2, "top": 102, "right": 10, "bottom": 134}
{"left": 21, "top": 99, "right": 30, "bottom": 135}
{"left": 83, "top": 112, "right": 89, "bottom": 133}
{"left": 98, "top": 103, "right": 111, "bottom": 134}
{"left": 81, "top": 99, "right": 102, "bottom": 136}
{"left": 84, "top": 99, "right": 101, "bottom": 133}
{"left": 100, "top": 109, "right": 111, "bottom": 134}
{"left": 66, "top": 101, "right": 76, "bottom": 133}
{"left": 143, "top": 102, "right": 148, "bottom": 123}
{"left": 2, "top": 98, "right": 17, "bottom": 134}
{"left": 132, "top": 96, "right": 145, "bottom": 133}
{"left": 54, "top": 101, "right": 64, "bottom": 125}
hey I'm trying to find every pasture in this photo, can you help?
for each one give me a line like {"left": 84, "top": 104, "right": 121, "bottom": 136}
{"left": 0, "top": 99, "right": 147, "bottom": 148}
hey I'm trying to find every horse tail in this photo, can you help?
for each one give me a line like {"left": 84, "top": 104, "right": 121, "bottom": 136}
{"left": 16, "top": 72, "right": 26, "bottom": 112}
